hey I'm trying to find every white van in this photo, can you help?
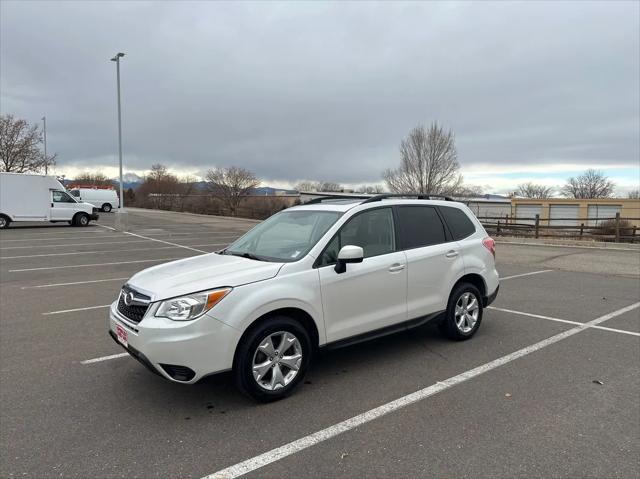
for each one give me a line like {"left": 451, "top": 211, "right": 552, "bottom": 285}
{"left": 0, "top": 172, "right": 98, "bottom": 229}
{"left": 69, "top": 187, "right": 120, "bottom": 212}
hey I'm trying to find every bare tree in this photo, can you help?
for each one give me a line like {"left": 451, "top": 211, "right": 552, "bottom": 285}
{"left": 72, "top": 172, "right": 114, "bottom": 187}
{"left": 294, "top": 181, "right": 322, "bottom": 192}
{"left": 319, "top": 182, "right": 343, "bottom": 192}
{"left": 295, "top": 180, "right": 343, "bottom": 192}
{"left": 516, "top": 182, "right": 554, "bottom": 199}
{"left": 562, "top": 169, "right": 615, "bottom": 199}
{"left": 205, "top": 166, "right": 260, "bottom": 216}
{"left": 454, "top": 184, "right": 484, "bottom": 197}
{"left": 0, "top": 114, "right": 56, "bottom": 173}
{"left": 628, "top": 189, "right": 639, "bottom": 199}
{"left": 355, "top": 184, "right": 385, "bottom": 194}
{"left": 383, "top": 122, "right": 462, "bottom": 195}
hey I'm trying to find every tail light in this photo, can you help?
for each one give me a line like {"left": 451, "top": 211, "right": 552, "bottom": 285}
{"left": 482, "top": 237, "right": 496, "bottom": 258}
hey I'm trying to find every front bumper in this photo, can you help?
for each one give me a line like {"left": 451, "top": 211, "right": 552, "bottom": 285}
{"left": 108, "top": 302, "right": 241, "bottom": 384}
{"left": 90, "top": 212, "right": 100, "bottom": 220}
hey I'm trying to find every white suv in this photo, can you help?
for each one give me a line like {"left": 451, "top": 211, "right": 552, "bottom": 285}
{"left": 109, "top": 195, "right": 499, "bottom": 401}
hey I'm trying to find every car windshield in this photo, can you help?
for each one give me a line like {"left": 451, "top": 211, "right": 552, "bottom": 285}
{"left": 223, "top": 210, "right": 342, "bottom": 262}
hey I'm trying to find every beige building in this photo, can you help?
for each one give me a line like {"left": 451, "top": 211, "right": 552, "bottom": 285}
{"left": 510, "top": 198, "right": 640, "bottom": 226}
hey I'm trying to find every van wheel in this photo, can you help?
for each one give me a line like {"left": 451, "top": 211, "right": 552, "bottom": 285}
{"left": 73, "top": 213, "right": 90, "bottom": 227}
{"left": 102, "top": 203, "right": 112, "bottom": 213}
{"left": 0, "top": 215, "right": 10, "bottom": 229}
{"left": 234, "top": 316, "right": 311, "bottom": 402}
{"left": 441, "top": 282, "right": 483, "bottom": 341}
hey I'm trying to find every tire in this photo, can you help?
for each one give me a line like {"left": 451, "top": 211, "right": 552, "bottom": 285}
{"left": 441, "top": 282, "right": 483, "bottom": 341}
{"left": 73, "top": 213, "right": 90, "bottom": 227}
{"left": 0, "top": 214, "right": 10, "bottom": 229}
{"left": 102, "top": 203, "right": 112, "bottom": 213}
{"left": 234, "top": 316, "right": 312, "bottom": 402}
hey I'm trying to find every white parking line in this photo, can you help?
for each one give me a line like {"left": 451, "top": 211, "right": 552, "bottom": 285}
{"left": 122, "top": 231, "right": 208, "bottom": 254}
{"left": 1, "top": 243, "right": 228, "bottom": 259}
{"left": 0, "top": 232, "right": 205, "bottom": 242}
{"left": 9, "top": 257, "right": 187, "bottom": 272}
{"left": 488, "top": 306, "right": 640, "bottom": 337}
{"left": 500, "top": 270, "right": 554, "bottom": 281}
{"left": 204, "top": 302, "right": 640, "bottom": 479}
{"left": 0, "top": 236, "right": 238, "bottom": 250}
{"left": 22, "top": 277, "right": 130, "bottom": 289}
{"left": 43, "top": 304, "right": 111, "bottom": 315}
{"left": 80, "top": 353, "right": 129, "bottom": 364}
{"left": 0, "top": 239, "right": 150, "bottom": 250}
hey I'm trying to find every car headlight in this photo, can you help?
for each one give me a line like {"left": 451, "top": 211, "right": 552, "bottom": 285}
{"left": 155, "top": 288, "right": 232, "bottom": 321}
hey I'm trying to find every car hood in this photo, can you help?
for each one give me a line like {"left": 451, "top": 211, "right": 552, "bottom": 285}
{"left": 127, "top": 253, "right": 284, "bottom": 301}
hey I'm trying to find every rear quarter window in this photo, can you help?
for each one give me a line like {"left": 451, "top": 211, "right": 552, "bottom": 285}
{"left": 439, "top": 206, "right": 476, "bottom": 240}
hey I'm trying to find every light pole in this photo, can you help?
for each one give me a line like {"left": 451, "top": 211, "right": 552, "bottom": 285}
{"left": 110, "top": 52, "right": 126, "bottom": 226}
{"left": 41, "top": 116, "right": 48, "bottom": 175}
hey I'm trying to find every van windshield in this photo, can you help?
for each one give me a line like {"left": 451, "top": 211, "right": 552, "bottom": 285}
{"left": 69, "top": 190, "right": 80, "bottom": 197}
{"left": 223, "top": 210, "right": 342, "bottom": 262}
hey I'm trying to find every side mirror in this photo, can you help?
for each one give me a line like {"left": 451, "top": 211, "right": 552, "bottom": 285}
{"left": 334, "top": 245, "right": 364, "bottom": 274}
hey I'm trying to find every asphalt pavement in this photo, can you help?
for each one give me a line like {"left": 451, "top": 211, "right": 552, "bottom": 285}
{"left": 0, "top": 208, "right": 638, "bottom": 478}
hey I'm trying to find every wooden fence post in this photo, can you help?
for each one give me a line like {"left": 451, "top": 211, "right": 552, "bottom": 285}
{"left": 615, "top": 212, "right": 620, "bottom": 243}
{"left": 632, "top": 226, "right": 637, "bottom": 243}
{"left": 579, "top": 223, "right": 584, "bottom": 239}
{"left": 496, "top": 221, "right": 501, "bottom": 236}
{"left": 534, "top": 214, "right": 540, "bottom": 239}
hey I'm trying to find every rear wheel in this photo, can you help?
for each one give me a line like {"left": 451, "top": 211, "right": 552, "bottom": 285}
{"left": 441, "top": 282, "right": 483, "bottom": 340}
{"left": 102, "top": 203, "right": 112, "bottom": 213}
{"left": 73, "top": 213, "right": 90, "bottom": 227}
{"left": 0, "top": 215, "right": 10, "bottom": 229}
{"left": 234, "top": 316, "right": 311, "bottom": 402}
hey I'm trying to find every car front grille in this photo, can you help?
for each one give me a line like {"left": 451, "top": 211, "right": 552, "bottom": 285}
{"left": 117, "top": 285, "right": 151, "bottom": 324}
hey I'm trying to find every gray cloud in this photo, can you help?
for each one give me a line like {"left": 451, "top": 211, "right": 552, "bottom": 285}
{"left": 1, "top": 1, "right": 638, "bottom": 184}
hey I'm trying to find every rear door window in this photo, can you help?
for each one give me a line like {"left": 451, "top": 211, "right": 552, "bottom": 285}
{"left": 439, "top": 206, "right": 476, "bottom": 240}
{"left": 396, "top": 206, "right": 446, "bottom": 249}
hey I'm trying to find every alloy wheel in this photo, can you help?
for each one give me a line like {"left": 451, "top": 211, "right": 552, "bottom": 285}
{"left": 252, "top": 331, "right": 302, "bottom": 391}
{"left": 454, "top": 292, "right": 479, "bottom": 333}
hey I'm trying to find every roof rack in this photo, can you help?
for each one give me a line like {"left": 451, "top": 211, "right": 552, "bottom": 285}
{"left": 361, "top": 193, "right": 454, "bottom": 204}
{"left": 306, "top": 194, "right": 372, "bottom": 204}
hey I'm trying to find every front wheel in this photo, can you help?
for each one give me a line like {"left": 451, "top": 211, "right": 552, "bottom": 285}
{"left": 102, "top": 203, "right": 112, "bottom": 213}
{"left": 234, "top": 316, "right": 311, "bottom": 402}
{"left": 0, "top": 215, "right": 10, "bottom": 229}
{"left": 73, "top": 213, "right": 90, "bottom": 227}
{"left": 441, "top": 283, "right": 483, "bottom": 340}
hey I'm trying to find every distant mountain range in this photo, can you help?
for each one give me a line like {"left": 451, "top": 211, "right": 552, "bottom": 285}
{"left": 62, "top": 174, "right": 297, "bottom": 196}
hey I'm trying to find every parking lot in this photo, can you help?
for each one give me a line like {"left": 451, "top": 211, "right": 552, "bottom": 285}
{"left": 1, "top": 207, "right": 638, "bottom": 478}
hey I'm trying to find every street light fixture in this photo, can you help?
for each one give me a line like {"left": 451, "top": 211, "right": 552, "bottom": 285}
{"left": 110, "top": 52, "right": 126, "bottom": 227}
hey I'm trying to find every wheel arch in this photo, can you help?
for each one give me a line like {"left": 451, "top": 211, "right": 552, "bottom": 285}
{"left": 452, "top": 273, "right": 487, "bottom": 298}
{"left": 232, "top": 306, "right": 320, "bottom": 368}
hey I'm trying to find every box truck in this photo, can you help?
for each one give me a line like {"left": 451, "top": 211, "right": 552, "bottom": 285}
{"left": 0, "top": 172, "right": 99, "bottom": 229}
{"left": 68, "top": 186, "right": 120, "bottom": 212}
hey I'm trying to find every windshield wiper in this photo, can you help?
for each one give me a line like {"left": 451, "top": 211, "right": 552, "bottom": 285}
{"left": 227, "top": 251, "right": 266, "bottom": 262}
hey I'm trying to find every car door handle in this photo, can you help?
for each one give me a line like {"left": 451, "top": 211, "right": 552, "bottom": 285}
{"left": 445, "top": 250, "right": 459, "bottom": 258}
{"left": 388, "top": 263, "right": 406, "bottom": 272}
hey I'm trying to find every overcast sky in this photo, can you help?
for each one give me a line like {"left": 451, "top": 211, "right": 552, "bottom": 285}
{"left": 1, "top": 1, "right": 639, "bottom": 193}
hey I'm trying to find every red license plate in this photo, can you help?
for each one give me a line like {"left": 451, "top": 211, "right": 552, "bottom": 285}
{"left": 116, "top": 324, "right": 128, "bottom": 348}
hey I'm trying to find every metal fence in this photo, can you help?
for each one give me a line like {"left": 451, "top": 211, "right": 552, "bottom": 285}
{"left": 477, "top": 212, "right": 640, "bottom": 243}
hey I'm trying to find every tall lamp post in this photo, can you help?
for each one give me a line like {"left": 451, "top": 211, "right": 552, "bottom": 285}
{"left": 110, "top": 52, "right": 126, "bottom": 228}
{"left": 41, "top": 116, "right": 48, "bottom": 174}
